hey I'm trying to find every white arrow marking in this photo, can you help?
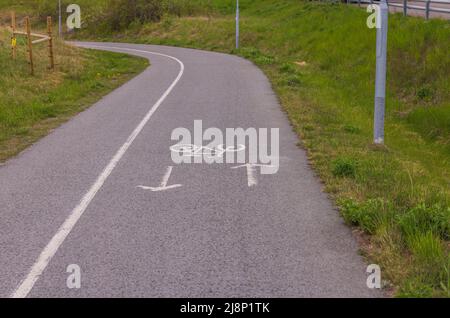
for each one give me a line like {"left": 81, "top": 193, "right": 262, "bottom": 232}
{"left": 232, "top": 164, "right": 258, "bottom": 187}
{"left": 231, "top": 163, "right": 275, "bottom": 187}
{"left": 137, "top": 166, "right": 182, "bottom": 192}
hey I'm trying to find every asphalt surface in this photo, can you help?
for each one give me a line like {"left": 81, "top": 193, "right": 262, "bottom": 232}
{"left": 0, "top": 43, "right": 379, "bottom": 298}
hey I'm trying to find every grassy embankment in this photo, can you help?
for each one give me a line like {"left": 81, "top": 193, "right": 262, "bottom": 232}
{"left": 0, "top": 4, "right": 148, "bottom": 162}
{"left": 72, "top": 0, "right": 450, "bottom": 297}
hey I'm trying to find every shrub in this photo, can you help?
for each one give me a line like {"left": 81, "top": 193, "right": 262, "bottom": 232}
{"left": 332, "top": 157, "right": 357, "bottom": 178}
{"left": 106, "top": 0, "right": 164, "bottom": 31}
{"left": 340, "top": 198, "right": 392, "bottom": 234}
{"left": 398, "top": 203, "right": 450, "bottom": 241}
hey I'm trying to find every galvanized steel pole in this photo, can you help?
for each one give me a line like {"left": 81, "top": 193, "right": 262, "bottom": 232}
{"left": 374, "top": 0, "right": 389, "bottom": 144}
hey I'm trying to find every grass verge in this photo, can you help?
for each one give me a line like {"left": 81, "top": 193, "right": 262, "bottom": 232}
{"left": 72, "top": 0, "right": 450, "bottom": 297}
{"left": 0, "top": 13, "right": 148, "bottom": 162}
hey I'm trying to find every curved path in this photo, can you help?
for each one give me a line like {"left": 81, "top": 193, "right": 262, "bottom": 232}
{"left": 0, "top": 43, "right": 379, "bottom": 297}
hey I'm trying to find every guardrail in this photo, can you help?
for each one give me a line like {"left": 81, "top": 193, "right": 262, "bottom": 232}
{"left": 346, "top": 0, "right": 450, "bottom": 19}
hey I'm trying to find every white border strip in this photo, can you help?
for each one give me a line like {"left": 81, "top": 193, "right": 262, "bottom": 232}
{"left": 11, "top": 45, "right": 185, "bottom": 298}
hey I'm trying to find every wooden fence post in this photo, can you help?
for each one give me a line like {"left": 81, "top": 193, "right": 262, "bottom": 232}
{"left": 47, "top": 16, "right": 55, "bottom": 70}
{"left": 25, "top": 17, "right": 34, "bottom": 76}
{"left": 11, "top": 11, "right": 17, "bottom": 60}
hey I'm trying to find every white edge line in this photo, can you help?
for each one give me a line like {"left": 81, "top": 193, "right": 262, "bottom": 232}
{"left": 161, "top": 166, "right": 174, "bottom": 187}
{"left": 231, "top": 164, "right": 258, "bottom": 187}
{"left": 246, "top": 164, "right": 258, "bottom": 187}
{"left": 11, "top": 45, "right": 185, "bottom": 298}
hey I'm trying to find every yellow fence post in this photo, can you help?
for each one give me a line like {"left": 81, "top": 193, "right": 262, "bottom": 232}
{"left": 47, "top": 16, "right": 55, "bottom": 70}
{"left": 25, "top": 17, "right": 34, "bottom": 76}
{"left": 11, "top": 11, "right": 17, "bottom": 60}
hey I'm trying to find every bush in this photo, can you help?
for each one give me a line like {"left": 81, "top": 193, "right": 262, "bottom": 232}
{"left": 340, "top": 198, "right": 392, "bottom": 234}
{"left": 163, "top": 0, "right": 200, "bottom": 17}
{"left": 106, "top": 0, "right": 164, "bottom": 31}
{"left": 36, "top": 0, "right": 56, "bottom": 20}
{"left": 100, "top": 0, "right": 202, "bottom": 32}
{"left": 332, "top": 157, "right": 357, "bottom": 178}
{"left": 398, "top": 203, "right": 450, "bottom": 241}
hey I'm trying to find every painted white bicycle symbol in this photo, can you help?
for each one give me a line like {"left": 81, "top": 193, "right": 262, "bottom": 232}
{"left": 170, "top": 144, "right": 246, "bottom": 158}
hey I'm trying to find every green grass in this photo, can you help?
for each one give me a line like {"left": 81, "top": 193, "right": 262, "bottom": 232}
{"left": 70, "top": 0, "right": 450, "bottom": 297}
{"left": 0, "top": 14, "right": 148, "bottom": 161}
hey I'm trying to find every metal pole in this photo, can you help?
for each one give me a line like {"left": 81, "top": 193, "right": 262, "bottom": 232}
{"left": 236, "top": 0, "right": 240, "bottom": 49}
{"left": 425, "top": 0, "right": 431, "bottom": 20}
{"left": 374, "top": 0, "right": 388, "bottom": 144}
{"left": 403, "top": 0, "right": 407, "bottom": 16}
{"left": 59, "top": 0, "right": 62, "bottom": 37}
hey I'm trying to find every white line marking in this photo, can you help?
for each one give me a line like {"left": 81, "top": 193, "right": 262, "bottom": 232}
{"left": 137, "top": 166, "right": 182, "bottom": 192}
{"left": 232, "top": 164, "right": 258, "bottom": 187}
{"left": 246, "top": 164, "right": 258, "bottom": 187}
{"left": 231, "top": 164, "right": 276, "bottom": 187}
{"left": 160, "top": 166, "right": 174, "bottom": 187}
{"left": 11, "top": 45, "right": 185, "bottom": 298}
